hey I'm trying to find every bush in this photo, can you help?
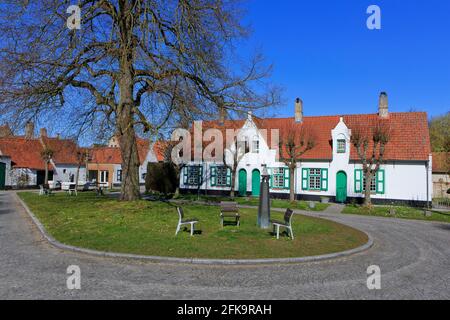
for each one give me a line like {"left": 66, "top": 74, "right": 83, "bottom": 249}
{"left": 145, "top": 162, "right": 177, "bottom": 195}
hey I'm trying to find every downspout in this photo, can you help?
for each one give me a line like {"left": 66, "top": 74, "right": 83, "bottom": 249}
{"left": 426, "top": 160, "right": 429, "bottom": 208}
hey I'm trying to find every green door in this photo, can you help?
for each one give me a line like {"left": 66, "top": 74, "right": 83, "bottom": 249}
{"left": 336, "top": 171, "right": 347, "bottom": 203}
{"left": 252, "top": 169, "right": 261, "bottom": 197}
{"left": 0, "top": 162, "right": 5, "bottom": 190}
{"left": 238, "top": 169, "right": 247, "bottom": 197}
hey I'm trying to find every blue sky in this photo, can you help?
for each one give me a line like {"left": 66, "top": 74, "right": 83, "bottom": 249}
{"left": 241, "top": 0, "right": 450, "bottom": 118}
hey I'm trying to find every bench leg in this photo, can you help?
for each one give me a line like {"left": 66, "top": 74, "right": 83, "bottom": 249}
{"left": 175, "top": 223, "right": 181, "bottom": 236}
{"left": 289, "top": 227, "right": 294, "bottom": 240}
{"left": 276, "top": 225, "right": 280, "bottom": 239}
{"left": 190, "top": 223, "right": 195, "bottom": 236}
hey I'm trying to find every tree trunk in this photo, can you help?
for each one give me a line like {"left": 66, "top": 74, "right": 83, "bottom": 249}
{"left": 75, "top": 165, "right": 80, "bottom": 188}
{"left": 289, "top": 165, "right": 295, "bottom": 202}
{"left": 118, "top": 114, "right": 140, "bottom": 201}
{"left": 230, "top": 171, "right": 236, "bottom": 198}
{"left": 363, "top": 172, "right": 373, "bottom": 207}
{"left": 44, "top": 161, "right": 49, "bottom": 185}
{"left": 117, "top": 55, "right": 140, "bottom": 201}
{"left": 230, "top": 164, "right": 237, "bottom": 198}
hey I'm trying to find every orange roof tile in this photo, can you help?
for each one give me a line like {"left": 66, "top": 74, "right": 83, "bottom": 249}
{"left": 0, "top": 137, "right": 50, "bottom": 170}
{"left": 202, "top": 112, "right": 431, "bottom": 161}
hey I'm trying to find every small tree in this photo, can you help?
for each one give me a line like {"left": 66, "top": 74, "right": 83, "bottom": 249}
{"left": 75, "top": 149, "right": 90, "bottom": 188}
{"left": 224, "top": 135, "right": 248, "bottom": 198}
{"left": 40, "top": 147, "right": 54, "bottom": 186}
{"left": 279, "top": 123, "right": 315, "bottom": 202}
{"left": 351, "top": 121, "right": 390, "bottom": 207}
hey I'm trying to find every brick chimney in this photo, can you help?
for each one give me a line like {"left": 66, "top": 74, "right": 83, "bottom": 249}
{"left": 378, "top": 92, "right": 389, "bottom": 118}
{"left": 25, "top": 121, "right": 34, "bottom": 139}
{"left": 295, "top": 98, "right": 303, "bottom": 123}
{"left": 40, "top": 128, "right": 47, "bottom": 137}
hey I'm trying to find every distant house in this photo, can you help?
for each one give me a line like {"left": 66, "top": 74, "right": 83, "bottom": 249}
{"left": 0, "top": 126, "right": 85, "bottom": 188}
{"left": 432, "top": 152, "right": 449, "bottom": 198}
{"left": 86, "top": 136, "right": 163, "bottom": 188}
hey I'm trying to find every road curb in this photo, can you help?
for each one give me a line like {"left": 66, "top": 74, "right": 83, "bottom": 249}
{"left": 15, "top": 193, "right": 374, "bottom": 265}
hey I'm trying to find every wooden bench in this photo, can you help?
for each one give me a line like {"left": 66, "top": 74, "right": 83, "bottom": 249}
{"left": 220, "top": 201, "right": 240, "bottom": 228}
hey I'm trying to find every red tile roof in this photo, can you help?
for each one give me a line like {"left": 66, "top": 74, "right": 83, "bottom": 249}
{"left": 89, "top": 138, "right": 150, "bottom": 165}
{"left": 432, "top": 152, "right": 449, "bottom": 173}
{"left": 41, "top": 137, "right": 80, "bottom": 165}
{"left": 0, "top": 137, "right": 50, "bottom": 170}
{"left": 203, "top": 112, "right": 431, "bottom": 161}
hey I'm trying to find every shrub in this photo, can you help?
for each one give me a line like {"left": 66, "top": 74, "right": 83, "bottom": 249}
{"left": 145, "top": 162, "right": 178, "bottom": 195}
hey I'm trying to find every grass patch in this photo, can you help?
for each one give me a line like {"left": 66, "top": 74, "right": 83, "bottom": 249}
{"left": 19, "top": 192, "right": 367, "bottom": 259}
{"left": 174, "top": 194, "right": 329, "bottom": 212}
{"left": 342, "top": 205, "right": 450, "bottom": 223}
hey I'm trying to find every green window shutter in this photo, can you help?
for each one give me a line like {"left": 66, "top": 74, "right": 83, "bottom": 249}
{"left": 211, "top": 166, "right": 217, "bottom": 187}
{"left": 226, "top": 167, "right": 231, "bottom": 187}
{"left": 284, "top": 167, "right": 290, "bottom": 189}
{"left": 354, "top": 169, "right": 362, "bottom": 193}
{"left": 321, "top": 169, "right": 328, "bottom": 191}
{"left": 376, "top": 169, "right": 385, "bottom": 194}
{"left": 268, "top": 168, "right": 273, "bottom": 188}
{"left": 183, "top": 166, "right": 188, "bottom": 185}
{"left": 302, "top": 168, "right": 309, "bottom": 190}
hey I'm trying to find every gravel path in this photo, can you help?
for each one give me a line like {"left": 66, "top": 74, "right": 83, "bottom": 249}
{"left": 1, "top": 191, "right": 449, "bottom": 299}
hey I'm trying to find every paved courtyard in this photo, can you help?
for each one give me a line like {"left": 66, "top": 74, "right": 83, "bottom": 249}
{"left": 0, "top": 191, "right": 449, "bottom": 299}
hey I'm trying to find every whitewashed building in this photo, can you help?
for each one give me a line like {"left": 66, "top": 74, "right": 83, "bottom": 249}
{"left": 179, "top": 93, "right": 433, "bottom": 206}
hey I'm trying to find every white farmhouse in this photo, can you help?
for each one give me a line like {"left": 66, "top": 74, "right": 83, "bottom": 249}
{"left": 179, "top": 93, "right": 433, "bottom": 206}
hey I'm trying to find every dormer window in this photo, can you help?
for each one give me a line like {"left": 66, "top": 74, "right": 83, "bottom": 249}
{"left": 252, "top": 136, "right": 259, "bottom": 154}
{"left": 337, "top": 139, "right": 346, "bottom": 153}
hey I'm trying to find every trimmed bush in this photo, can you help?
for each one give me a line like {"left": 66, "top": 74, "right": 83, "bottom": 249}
{"left": 145, "top": 162, "right": 177, "bottom": 194}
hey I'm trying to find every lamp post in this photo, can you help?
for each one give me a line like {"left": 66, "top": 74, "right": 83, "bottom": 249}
{"left": 258, "top": 165, "right": 271, "bottom": 229}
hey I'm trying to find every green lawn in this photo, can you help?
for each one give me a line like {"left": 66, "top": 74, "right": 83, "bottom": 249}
{"left": 342, "top": 205, "right": 450, "bottom": 223}
{"left": 19, "top": 192, "right": 367, "bottom": 259}
{"left": 175, "top": 194, "right": 330, "bottom": 212}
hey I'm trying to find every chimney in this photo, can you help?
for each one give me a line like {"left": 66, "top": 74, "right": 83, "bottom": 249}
{"left": 56, "top": 133, "right": 61, "bottom": 139}
{"left": 295, "top": 98, "right": 303, "bottom": 123}
{"left": 40, "top": 128, "right": 47, "bottom": 137}
{"left": 25, "top": 121, "right": 34, "bottom": 139}
{"left": 378, "top": 92, "right": 389, "bottom": 118}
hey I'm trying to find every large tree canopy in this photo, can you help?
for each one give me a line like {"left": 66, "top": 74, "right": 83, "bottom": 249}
{"left": 0, "top": 0, "right": 280, "bottom": 200}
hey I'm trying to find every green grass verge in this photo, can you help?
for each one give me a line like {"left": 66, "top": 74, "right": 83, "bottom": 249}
{"left": 342, "top": 205, "right": 450, "bottom": 223}
{"left": 174, "top": 194, "right": 330, "bottom": 212}
{"left": 19, "top": 192, "right": 367, "bottom": 259}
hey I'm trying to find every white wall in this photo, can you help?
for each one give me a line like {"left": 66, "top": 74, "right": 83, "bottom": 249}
{"left": 52, "top": 164, "right": 86, "bottom": 183}
{"left": 0, "top": 156, "right": 12, "bottom": 186}
{"left": 179, "top": 116, "right": 430, "bottom": 202}
{"left": 9, "top": 168, "right": 37, "bottom": 187}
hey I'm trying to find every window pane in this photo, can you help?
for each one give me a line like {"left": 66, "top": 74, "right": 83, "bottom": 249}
{"left": 308, "top": 169, "right": 322, "bottom": 190}
{"left": 216, "top": 166, "right": 228, "bottom": 186}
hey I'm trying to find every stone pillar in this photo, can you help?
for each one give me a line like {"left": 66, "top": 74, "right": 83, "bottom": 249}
{"left": 258, "top": 166, "right": 271, "bottom": 229}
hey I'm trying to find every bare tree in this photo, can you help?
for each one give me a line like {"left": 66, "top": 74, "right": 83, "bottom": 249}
{"left": 279, "top": 122, "right": 315, "bottom": 202}
{"left": 75, "top": 148, "right": 90, "bottom": 188}
{"left": 40, "top": 147, "right": 54, "bottom": 186}
{"left": 351, "top": 121, "right": 390, "bottom": 207}
{"left": 223, "top": 135, "right": 248, "bottom": 198}
{"left": 0, "top": 0, "right": 281, "bottom": 200}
